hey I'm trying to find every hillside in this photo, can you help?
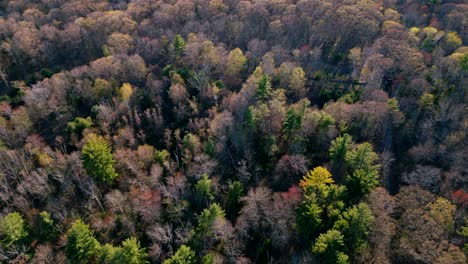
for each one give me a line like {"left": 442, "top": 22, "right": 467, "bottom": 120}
{"left": 0, "top": 0, "right": 466, "bottom": 263}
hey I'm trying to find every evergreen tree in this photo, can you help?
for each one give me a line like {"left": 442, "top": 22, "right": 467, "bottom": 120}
{"left": 194, "top": 173, "right": 214, "bottom": 209}
{"left": 345, "top": 142, "right": 380, "bottom": 200}
{"left": 333, "top": 202, "right": 374, "bottom": 252}
{"left": 164, "top": 245, "right": 196, "bottom": 264}
{"left": 173, "top": 34, "right": 186, "bottom": 57}
{"left": 256, "top": 74, "right": 272, "bottom": 100}
{"left": 66, "top": 219, "right": 100, "bottom": 264}
{"left": 225, "top": 181, "right": 244, "bottom": 220}
{"left": 288, "top": 67, "right": 307, "bottom": 98}
{"left": 116, "top": 237, "right": 149, "bottom": 264}
{"left": 82, "top": 133, "right": 118, "bottom": 183}
{"left": 312, "top": 229, "right": 346, "bottom": 263}
{"left": 191, "top": 203, "right": 226, "bottom": 252}
{"left": 329, "top": 134, "right": 353, "bottom": 180}
{"left": 297, "top": 167, "right": 346, "bottom": 239}
{"left": 0, "top": 212, "right": 28, "bottom": 247}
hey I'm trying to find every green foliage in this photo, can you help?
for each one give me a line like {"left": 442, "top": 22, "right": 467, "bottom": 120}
{"left": 0, "top": 212, "right": 28, "bottom": 247}
{"left": 66, "top": 219, "right": 100, "bottom": 264}
{"left": 163, "top": 64, "right": 176, "bottom": 77}
{"left": 154, "top": 149, "right": 170, "bottom": 166}
{"left": 427, "top": 198, "right": 456, "bottom": 233}
{"left": 421, "top": 38, "right": 435, "bottom": 52}
{"left": 336, "top": 252, "right": 350, "bottom": 264}
{"left": 388, "top": 98, "right": 400, "bottom": 111}
{"left": 196, "top": 203, "right": 225, "bottom": 234}
{"left": 282, "top": 102, "right": 306, "bottom": 139}
{"left": 329, "top": 134, "right": 353, "bottom": 165}
{"left": 164, "top": 245, "right": 196, "bottom": 264}
{"left": 312, "top": 229, "right": 345, "bottom": 263}
{"left": 444, "top": 32, "right": 462, "bottom": 52}
{"left": 191, "top": 203, "right": 226, "bottom": 251}
{"left": 333, "top": 203, "right": 374, "bottom": 252}
{"left": 173, "top": 35, "right": 186, "bottom": 57}
{"left": 345, "top": 142, "right": 380, "bottom": 199}
{"left": 204, "top": 138, "right": 215, "bottom": 157}
{"left": 339, "top": 88, "right": 362, "bottom": 104}
{"left": 102, "top": 44, "right": 111, "bottom": 57}
{"left": 116, "top": 237, "right": 149, "bottom": 264}
{"left": 225, "top": 181, "right": 244, "bottom": 220}
{"left": 346, "top": 169, "right": 379, "bottom": 199}
{"left": 67, "top": 219, "right": 148, "bottom": 264}
{"left": 99, "top": 243, "right": 121, "bottom": 263}
{"left": 245, "top": 105, "right": 256, "bottom": 127}
{"left": 36, "top": 211, "right": 58, "bottom": 241}
{"left": 296, "top": 192, "right": 324, "bottom": 237}
{"left": 297, "top": 167, "right": 346, "bottom": 239}
{"left": 99, "top": 238, "right": 148, "bottom": 264}
{"left": 183, "top": 133, "right": 200, "bottom": 153}
{"left": 82, "top": 134, "right": 118, "bottom": 183}
{"left": 226, "top": 48, "right": 247, "bottom": 77}
{"left": 458, "top": 219, "right": 468, "bottom": 256}
{"left": 256, "top": 74, "right": 272, "bottom": 100}
{"left": 318, "top": 111, "right": 335, "bottom": 128}
{"left": 67, "top": 117, "right": 93, "bottom": 136}
{"left": 345, "top": 142, "right": 379, "bottom": 173}
{"left": 201, "top": 253, "right": 214, "bottom": 264}
{"left": 194, "top": 173, "right": 214, "bottom": 207}
{"left": 419, "top": 93, "right": 435, "bottom": 108}
{"left": 93, "top": 78, "right": 113, "bottom": 98}
{"left": 41, "top": 68, "right": 54, "bottom": 78}
{"left": 459, "top": 53, "right": 468, "bottom": 72}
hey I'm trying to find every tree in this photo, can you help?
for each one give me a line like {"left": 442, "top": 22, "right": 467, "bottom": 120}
{"left": 345, "top": 142, "right": 380, "bottom": 200}
{"left": 225, "top": 48, "right": 247, "bottom": 87}
{"left": 93, "top": 78, "right": 114, "bottom": 99}
{"left": 282, "top": 101, "right": 307, "bottom": 143}
{"left": 256, "top": 74, "right": 272, "bottom": 100}
{"left": 35, "top": 211, "right": 58, "bottom": 241}
{"left": 119, "top": 83, "right": 134, "bottom": 102}
{"left": 194, "top": 173, "right": 214, "bottom": 209}
{"left": 82, "top": 133, "right": 118, "bottom": 183}
{"left": 346, "top": 169, "right": 379, "bottom": 201}
{"left": 225, "top": 181, "right": 244, "bottom": 221}
{"left": 333, "top": 203, "right": 374, "bottom": 252}
{"left": 288, "top": 67, "right": 307, "bottom": 99}
{"left": 393, "top": 187, "right": 464, "bottom": 263}
{"left": 458, "top": 219, "right": 468, "bottom": 256}
{"left": 329, "top": 134, "right": 353, "bottom": 180}
{"left": 297, "top": 167, "right": 346, "bottom": 239}
{"left": 443, "top": 32, "right": 462, "bottom": 53}
{"left": 105, "top": 33, "right": 134, "bottom": 55}
{"left": 401, "top": 165, "right": 441, "bottom": 193}
{"left": 299, "top": 166, "right": 334, "bottom": 189}
{"left": 66, "top": 219, "right": 100, "bottom": 264}
{"left": 312, "top": 229, "right": 346, "bottom": 263}
{"left": 67, "top": 117, "right": 93, "bottom": 137}
{"left": 116, "top": 237, "right": 149, "bottom": 264}
{"left": 99, "top": 238, "right": 148, "bottom": 264}
{"left": 192, "top": 203, "right": 226, "bottom": 252}
{"left": 173, "top": 35, "right": 186, "bottom": 57}
{"left": 458, "top": 53, "right": 468, "bottom": 72}
{"left": 0, "top": 212, "right": 28, "bottom": 247}
{"left": 163, "top": 245, "right": 195, "bottom": 264}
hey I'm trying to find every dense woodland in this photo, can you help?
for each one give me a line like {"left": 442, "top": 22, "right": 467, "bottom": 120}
{"left": 0, "top": 0, "right": 467, "bottom": 263}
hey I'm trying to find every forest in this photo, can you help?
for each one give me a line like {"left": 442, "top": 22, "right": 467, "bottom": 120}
{"left": 0, "top": 0, "right": 467, "bottom": 263}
